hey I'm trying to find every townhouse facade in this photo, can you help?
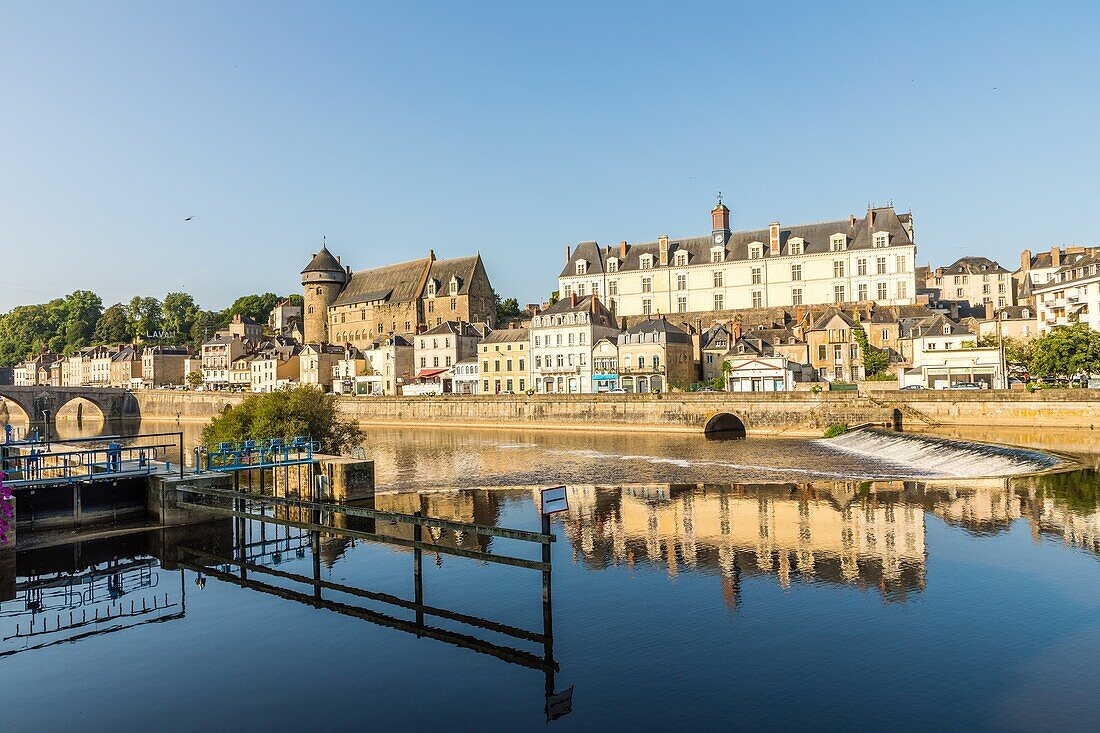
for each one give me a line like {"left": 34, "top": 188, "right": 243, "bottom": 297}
{"left": 557, "top": 201, "right": 917, "bottom": 319}
{"left": 201, "top": 333, "right": 248, "bottom": 388}
{"left": 617, "top": 317, "right": 695, "bottom": 393}
{"left": 925, "top": 257, "right": 1014, "bottom": 309}
{"left": 530, "top": 294, "right": 619, "bottom": 394}
{"left": 478, "top": 326, "right": 529, "bottom": 394}
{"left": 415, "top": 321, "right": 485, "bottom": 375}
{"left": 1033, "top": 251, "right": 1100, "bottom": 335}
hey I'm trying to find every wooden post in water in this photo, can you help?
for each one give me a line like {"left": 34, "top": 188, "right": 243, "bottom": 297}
{"left": 542, "top": 511, "right": 555, "bottom": 701}
{"left": 413, "top": 510, "right": 424, "bottom": 628}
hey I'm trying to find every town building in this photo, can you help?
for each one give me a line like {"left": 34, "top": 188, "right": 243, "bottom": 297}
{"left": 530, "top": 294, "right": 619, "bottom": 394}
{"left": 973, "top": 305, "right": 1038, "bottom": 342}
{"left": 899, "top": 314, "right": 1005, "bottom": 389}
{"left": 1033, "top": 251, "right": 1100, "bottom": 335}
{"left": 230, "top": 355, "right": 254, "bottom": 390}
{"left": 806, "top": 309, "right": 866, "bottom": 382}
{"left": 557, "top": 201, "right": 917, "bottom": 319}
{"left": 1016, "top": 245, "right": 1099, "bottom": 304}
{"left": 201, "top": 333, "right": 247, "bottom": 389}
{"left": 301, "top": 246, "right": 495, "bottom": 347}
{"left": 359, "top": 334, "right": 414, "bottom": 396}
{"left": 87, "top": 346, "right": 119, "bottom": 386}
{"left": 250, "top": 342, "right": 300, "bottom": 393}
{"left": 268, "top": 298, "right": 303, "bottom": 339}
{"left": 478, "top": 326, "right": 529, "bottom": 394}
{"left": 591, "top": 336, "right": 619, "bottom": 393}
{"left": 415, "top": 321, "right": 485, "bottom": 374}
{"left": 616, "top": 317, "right": 694, "bottom": 393}
{"left": 331, "top": 348, "right": 368, "bottom": 395}
{"left": 299, "top": 343, "right": 344, "bottom": 391}
{"left": 450, "top": 359, "right": 480, "bottom": 395}
{"left": 109, "top": 346, "right": 142, "bottom": 388}
{"left": 723, "top": 355, "right": 799, "bottom": 392}
{"left": 141, "top": 346, "right": 191, "bottom": 388}
{"left": 924, "top": 257, "right": 1014, "bottom": 309}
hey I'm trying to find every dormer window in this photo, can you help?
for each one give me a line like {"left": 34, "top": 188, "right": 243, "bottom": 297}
{"left": 1022, "top": 308, "right": 1031, "bottom": 318}
{"left": 575, "top": 261, "right": 587, "bottom": 275}
{"left": 830, "top": 234, "right": 847, "bottom": 252}
{"left": 426, "top": 280, "right": 437, "bottom": 297}
{"left": 710, "top": 247, "right": 724, "bottom": 263}
{"left": 449, "top": 276, "right": 459, "bottom": 295}
{"left": 749, "top": 244, "right": 763, "bottom": 260}
{"left": 640, "top": 255, "right": 654, "bottom": 269}
{"left": 873, "top": 232, "right": 890, "bottom": 248}
{"left": 942, "top": 324, "right": 952, "bottom": 335}
{"left": 788, "top": 238, "right": 804, "bottom": 255}
{"left": 607, "top": 258, "right": 619, "bottom": 273}
{"left": 674, "top": 252, "right": 688, "bottom": 267}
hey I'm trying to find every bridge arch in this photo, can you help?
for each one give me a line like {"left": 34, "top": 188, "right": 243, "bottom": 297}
{"left": 55, "top": 396, "right": 107, "bottom": 424}
{"left": 703, "top": 412, "right": 747, "bottom": 439}
{"left": 0, "top": 387, "right": 138, "bottom": 430}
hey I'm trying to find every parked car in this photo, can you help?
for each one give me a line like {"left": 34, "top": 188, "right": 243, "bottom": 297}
{"left": 900, "top": 384, "right": 925, "bottom": 390}
{"left": 949, "top": 382, "right": 981, "bottom": 390}
{"left": 607, "top": 388, "right": 627, "bottom": 394}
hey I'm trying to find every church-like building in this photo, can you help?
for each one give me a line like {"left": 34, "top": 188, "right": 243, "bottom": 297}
{"left": 301, "top": 246, "right": 495, "bottom": 347}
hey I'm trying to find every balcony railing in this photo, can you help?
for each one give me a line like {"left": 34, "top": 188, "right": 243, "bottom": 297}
{"left": 538, "top": 365, "right": 580, "bottom": 375}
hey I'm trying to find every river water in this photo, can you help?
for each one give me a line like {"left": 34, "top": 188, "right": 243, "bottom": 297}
{"left": 4, "top": 419, "right": 1100, "bottom": 730}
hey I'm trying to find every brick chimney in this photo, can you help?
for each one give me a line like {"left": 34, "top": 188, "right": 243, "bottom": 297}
{"left": 659, "top": 235, "right": 669, "bottom": 266}
{"left": 769, "top": 222, "right": 781, "bottom": 256}
{"left": 984, "top": 301, "right": 994, "bottom": 320}
{"left": 1051, "top": 246, "right": 1062, "bottom": 267}
{"left": 1020, "top": 248, "right": 1032, "bottom": 273}
{"left": 590, "top": 294, "right": 598, "bottom": 313}
{"left": 732, "top": 321, "right": 742, "bottom": 340}
{"left": 619, "top": 240, "right": 628, "bottom": 259}
{"left": 565, "top": 245, "right": 571, "bottom": 264}
{"left": 849, "top": 213, "right": 856, "bottom": 228}
{"left": 867, "top": 207, "right": 875, "bottom": 228}
{"left": 569, "top": 292, "right": 577, "bottom": 307}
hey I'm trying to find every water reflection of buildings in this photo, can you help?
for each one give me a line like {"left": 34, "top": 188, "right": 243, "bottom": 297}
{"left": 553, "top": 483, "right": 927, "bottom": 604}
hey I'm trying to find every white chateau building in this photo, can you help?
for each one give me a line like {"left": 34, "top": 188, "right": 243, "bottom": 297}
{"left": 530, "top": 294, "right": 619, "bottom": 394}
{"left": 557, "top": 200, "right": 918, "bottom": 318}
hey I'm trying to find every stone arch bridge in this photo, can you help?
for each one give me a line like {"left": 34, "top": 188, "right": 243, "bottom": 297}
{"left": 0, "top": 386, "right": 140, "bottom": 431}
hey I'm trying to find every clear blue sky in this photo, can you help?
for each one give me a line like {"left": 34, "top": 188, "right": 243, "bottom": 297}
{"left": 2, "top": 1, "right": 1098, "bottom": 312}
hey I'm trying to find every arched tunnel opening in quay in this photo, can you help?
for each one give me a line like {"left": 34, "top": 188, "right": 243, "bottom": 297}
{"left": 703, "top": 412, "right": 747, "bottom": 439}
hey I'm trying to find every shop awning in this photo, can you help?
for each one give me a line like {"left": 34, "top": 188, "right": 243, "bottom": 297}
{"left": 416, "top": 368, "right": 448, "bottom": 379}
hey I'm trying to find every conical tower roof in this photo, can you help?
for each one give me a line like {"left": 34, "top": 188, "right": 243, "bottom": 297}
{"left": 301, "top": 246, "right": 343, "bottom": 275}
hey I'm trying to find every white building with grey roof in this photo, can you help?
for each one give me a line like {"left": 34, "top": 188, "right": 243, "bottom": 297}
{"left": 530, "top": 294, "right": 619, "bottom": 394}
{"left": 557, "top": 199, "right": 917, "bottom": 320}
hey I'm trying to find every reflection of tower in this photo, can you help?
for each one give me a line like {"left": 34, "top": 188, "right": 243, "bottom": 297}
{"left": 301, "top": 244, "right": 348, "bottom": 345}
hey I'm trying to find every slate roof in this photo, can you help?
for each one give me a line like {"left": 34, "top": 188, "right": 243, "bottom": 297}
{"left": 560, "top": 206, "right": 915, "bottom": 279}
{"left": 482, "top": 327, "right": 529, "bottom": 343}
{"left": 934, "top": 256, "right": 1011, "bottom": 276}
{"left": 624, "top": 317, "right": 692, "bottom": 344}
{"left": 422, "top": 320, "right": 489, "bottom": 338}
{"left": 333, "top": 257, "right": 431, "bottom": 307}
{"left": 809, "top": 307, "right": 861, "bottom": 331}
{"left": 427, "top": 255, "right": 482, "bottom": 296}
{"left": 537, "top": 295, "right": 617, "bottom": 329}
{"left": 1033, "top": 251, "right": 1100, "bottom": 291}
{"left": 301, "top": 246, "right": 344, "bottom": 274}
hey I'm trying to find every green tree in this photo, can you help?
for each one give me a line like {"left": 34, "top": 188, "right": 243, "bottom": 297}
{"left": 228, "top": 293, "right": 280, "bottom": 324}
{"left": 186, "top": 369, "right": 204, "bottom": 388}
{"left": 94, "top": 303, "right": 132, "bottom": 344}
{"left": 1028, "top": 323, "right": 1100, "bottom": 379}
{"left": 162, "top": 292, "right": 200, "bottom": 343}
{"left": 60, "top": 290, "right": 103, "bottom": 354}
{"left": 976, "top": 333, "right": 1034, "bottom": 371}
{"left": 493, "top": 289, "right": 524, "bottom": 321}
{"left": 127, "top": 296, "right": 163, "bottom": 340}
{"left": 201, "top": 386, "right": 363, "bottom": 454}
{"left": 852, "top": 324, "right": 889, "bottom": 377}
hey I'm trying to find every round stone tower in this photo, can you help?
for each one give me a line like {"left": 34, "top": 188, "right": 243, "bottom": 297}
{"left": 301, "top": 245, "right": 348, "bottom": 345}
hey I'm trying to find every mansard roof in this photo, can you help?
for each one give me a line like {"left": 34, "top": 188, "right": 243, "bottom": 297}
{"left": 935, "top": 256, "right": 1011, "bottom": 276}
{"left": 482, "top": 327, "right": 529, "bottom": 343}
{"left": 427, "top": 255, "right": 482, "bottom": 296}
{"left": 560, "top": 206, "right": 914, "bottom": 278}
{"left": 538, "top": 295, "right": 617, "bottom": 328}
{"left": 625, "top": 317, "right": 692, "bottom": 344}
{"left": 334, "top": 257, "right": 431, "bottom": 307}
{"left": 301, "top": 246, "right": 344, "bottom": 274}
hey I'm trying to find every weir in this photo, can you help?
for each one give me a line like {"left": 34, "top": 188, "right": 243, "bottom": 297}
{"left": 822, "top": 428, "right": 1063, "bottom": 478}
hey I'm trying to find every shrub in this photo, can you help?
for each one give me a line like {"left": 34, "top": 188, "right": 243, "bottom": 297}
{"left": 823, "top": 423, "right": 849, "bottom": 438}
{"left": 201, "top": 385, "right": 362, "bottom": 454}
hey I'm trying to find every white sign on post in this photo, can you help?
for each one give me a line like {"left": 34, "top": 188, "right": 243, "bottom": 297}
{"left": 541, "top": 486, "right": 569, "bottom": 515}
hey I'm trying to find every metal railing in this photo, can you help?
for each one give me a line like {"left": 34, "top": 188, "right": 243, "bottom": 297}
{"left": 1, "top": 432, "right": 185, "bottom": 488}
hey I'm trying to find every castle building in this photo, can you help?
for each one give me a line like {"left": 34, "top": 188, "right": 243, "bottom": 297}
{"left": 301, "top": 246, "right": 495, "bottom": 348}
{"left": 557, "top": 199, "right": 918, "bottom": 318}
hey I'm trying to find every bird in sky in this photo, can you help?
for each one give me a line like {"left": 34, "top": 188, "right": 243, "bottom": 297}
{"left": 184, "top": 216, "right": 194, "bottom": 221}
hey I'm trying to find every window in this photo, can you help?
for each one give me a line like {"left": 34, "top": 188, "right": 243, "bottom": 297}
{"left": 713, "top": 271, "right": 724, "bottom": 287}
{"left": 818, "top": 345, "right": 827, "bottom": 361}
{"left": 927, "top": 342, "right": 937, "bottom": 350}
{"left": 791, "top": 288, "right": 803, "bottom": 305}
{"left": 642, "top": 298, "right": 652, "bottom": 315}
{"left": 850, "top": 344, "right": 859, "bottom": 359}
{"left": 576, "top": 262, "right": 586, "bottom": 275}
{"left": 791, "top": 264, "right": 802, "bottom": 281}
{"left": 579, "top": 333, "right": 586, "bottom": 345}
{"left": 450, "top": 298, "right": 457, "bottom": 309}
{"left": 897, "top": 281, "right": 907, "bottom": 299}
{"left": 896, "top": 255, "right": 907, "bottom": 273}
{"left": 789, "top": 240, "right": 803, "bottom": 255}
{"left": 834, "top": 345, "right": 844, "bottom": 363}
{"left": 857, "top": 283, "right": 868, "bottom": 301}
{"left": 427, "top": 281, "right": 436, "bottom": 297}
{"left": 831, "top": 235, "right": 846, "bottom": 251}
{"left": 711, "top": 249, "right": 724, "bottom": 263}
{"left": 749, "top": 245, "right": 762, "bottom": 259}
{"left": 876, "top": 257, "right": 887, "bottom": 275}
{"left": 653, "top": 355, "right": 661, "bottom": 369}
{"left": 445, "top": 356, "right": 452, "bottom": 367}
{"left": 562, "top": 285, "right": 572, "bottom": 297}
{"left": 877, "top": 282, "right": 888, "bottom": 299}
{"left": 640, "top": 255, "right": 654, "bottom": 269}
{"left": 998, "top": 297, "right": 1006, "bottom": 307}
{"left": 449, "top": 279, "right": 458, "bottom": 295}
{"left": 714, "top": 293, "right": 724, "bottom": 310}
{"left": 881, "top": 328, "right": 889, "bottom": 341}
{"left": 874, "top": 233, "right": 888, "bottom": 248}
{"left": 675, "top": 252, "right": 688, "bottom": 266}
{"left": 956, "top": 288, "right": 964, "bottom": 298}
{"left": 834, "top": 285, "right": 846, "bottom": 303}
{"left": 857, "top": 258, "right": 868, "bottom": 276}
{"left": 752, "top": 267, "right": 762, "bottom": 284}
{"left": 577, "top": 283, "right": 586, "bottom": 296}
{"left": 751, "top": 291, "right": 762, "bottom": 308}
{"left": 834, "top": 260, "right": 845, "bottom": 278}
{"left": 641, "top": 277, "right": 652, "bottom": 293}
{"left": 637, "top": 356, "right": 645, "bottom": 369}
{"left": 534, "top": 356, "right": 542, "bottom": 368}
{"left": 494, "top": 359, "right": 501, "bottom": 372}
{"left": 519, "top": 358, "right": 525, "bottom": 370}
{"left": 608, "top": 280, "right": 618, "bottom": 296}
{"left": 607, "top": 259, "right": 618, "bottom": 273}
{"left": 676, "top": 274, "right": 687, "bottom": 290}
{"left": 677, "top": 296, "right": 687, "bottom": 312}
{"left": 942, "top": 324, "right": 952, "bottom": 334}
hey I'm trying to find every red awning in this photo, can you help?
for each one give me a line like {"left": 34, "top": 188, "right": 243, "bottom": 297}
{"left": 416, "top": 368, "right": 448, "bottom": 378}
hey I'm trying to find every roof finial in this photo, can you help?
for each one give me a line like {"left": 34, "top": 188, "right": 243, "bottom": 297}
{"left": 717, "top": 190, "right": 723, "bottom": 206}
